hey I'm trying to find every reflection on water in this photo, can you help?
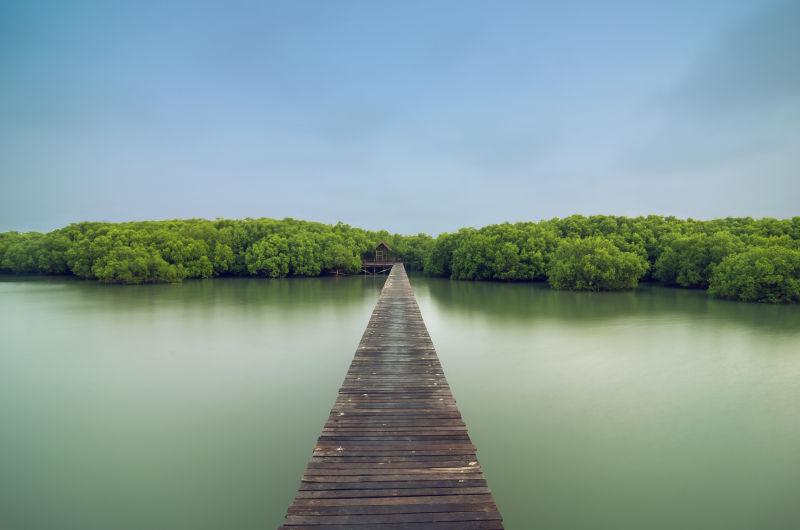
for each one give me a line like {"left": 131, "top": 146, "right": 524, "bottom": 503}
{"left": 412, "top": 277, "right": 800, "bottom": 335}
{"left": 411, "top": 276, "right": 800, "bottom": 530}
{"left": 0, "top": 276, "right": 384, "bottom": 530}
{"left": 1, "top": 275, "right": 799, "bottom": 530}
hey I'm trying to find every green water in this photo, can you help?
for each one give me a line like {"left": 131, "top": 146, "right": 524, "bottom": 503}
{"left": 1, "top": 276, "right": 799, "bottom": 530}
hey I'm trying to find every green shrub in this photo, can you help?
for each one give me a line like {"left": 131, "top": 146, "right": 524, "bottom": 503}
{"left": 709, "top": 247, "right": 800, "bottom": 303}
{"left": 654, "top": 231, "right": 742, "bottom": 287}
{"left": 547, "top": 236, "right": 648, "bottom": 291}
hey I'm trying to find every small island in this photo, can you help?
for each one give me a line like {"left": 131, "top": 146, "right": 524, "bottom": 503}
{"left": 1, "top": 215, "right": 798, "bottom": 303}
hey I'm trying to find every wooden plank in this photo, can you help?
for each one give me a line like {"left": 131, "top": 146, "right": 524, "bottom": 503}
{"left": 298, "top": 479, "right": 489, "bottom": 491}
{"left": 287, "top": 512, "right": 500, "bottom": 525}
{"left": 280, "top": 521, "right": 503, "bottom": 530}
{"left": 279, "top": 264, "right": 503, "bottom": 528}
{"left": 294, "top": 487, "right": 492, "bottom": 499}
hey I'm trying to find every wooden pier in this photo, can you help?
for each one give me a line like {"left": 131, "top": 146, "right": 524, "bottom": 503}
{"left": 361, "top": 260, "right": 398, "bottom": 275}
{"left": 279, "top": 264, "right": 503, "bottom": 529}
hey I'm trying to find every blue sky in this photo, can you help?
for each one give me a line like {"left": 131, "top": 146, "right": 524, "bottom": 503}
{"left": 1, "top": 0, "right": 797, "bottom": 233}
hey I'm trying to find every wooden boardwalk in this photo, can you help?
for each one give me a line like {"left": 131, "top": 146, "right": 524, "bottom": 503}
{"left": 279, "top": 264, "right": 503, "bottom": 529}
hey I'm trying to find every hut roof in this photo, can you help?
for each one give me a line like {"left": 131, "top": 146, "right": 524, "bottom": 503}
{"left": 376, "top": 241, "right": 392, "bottom": 251}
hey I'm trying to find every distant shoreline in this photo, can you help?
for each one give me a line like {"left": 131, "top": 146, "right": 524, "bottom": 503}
{"left": 2, "top": 216, "right": 799, "bottom": 303}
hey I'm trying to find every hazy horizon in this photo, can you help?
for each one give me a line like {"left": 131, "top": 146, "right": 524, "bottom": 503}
{"left": 2, "top": 0, "right": 798, "bottom": 234}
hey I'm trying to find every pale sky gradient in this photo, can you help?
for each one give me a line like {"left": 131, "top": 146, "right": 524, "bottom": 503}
{"left": 1, "top": 0, "right": 798, "bottom": 234}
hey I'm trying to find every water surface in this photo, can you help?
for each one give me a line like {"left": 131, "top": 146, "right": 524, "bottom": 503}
{"left": 0, "top": 276, "right": 384, "bottom": 530}
{"left": 412, "top": 278, "right": 800, "bottom": 530}
{"left": 1, "top": 275, "right": 799, "bottom": 530}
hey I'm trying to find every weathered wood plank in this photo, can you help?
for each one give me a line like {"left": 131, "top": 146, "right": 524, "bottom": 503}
{"left": 298, "top": 479, "right": 489, "bottom": 491}
{"left": 294, "top": 486, "right": 491, "bottom": 499}
{"left": 279, "top": 264, "right": 502, "bottom": 528}
{"left": 280, "top": 521, "right": 503, "bottom": 530}
{"left": 283, "top": 511, "right": 502, "bottom": 524}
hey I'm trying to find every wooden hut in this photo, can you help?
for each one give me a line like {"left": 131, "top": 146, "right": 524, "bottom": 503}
{"left": 362, "top": 241, "right": 396, "bottom": 274}
{"left": 374, "top": 241, "right": 391, "bottom": 263}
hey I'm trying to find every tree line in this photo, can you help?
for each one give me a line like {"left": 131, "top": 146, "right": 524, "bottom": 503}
{"left": 1, "top": 216, "right": 799, "bottom": 303}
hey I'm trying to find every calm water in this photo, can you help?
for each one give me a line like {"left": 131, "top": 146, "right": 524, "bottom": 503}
{"left": 1, "top": 276, "right": 799, "bottom": 530}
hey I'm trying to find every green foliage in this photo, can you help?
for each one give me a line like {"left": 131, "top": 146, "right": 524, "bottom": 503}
{"left": 0, "top": 218, "right": 389, "bottom": 283}
{"left": 389, "top": 234, "right": 432, "bottom": 271}
{"left": 211, "top": 242, "right": 235, "bottom": 274}
{"left": 93, "top": 246, "right": 184, "bottom": 284}
{"left": 320, "top": 234, "right": 362, "bottom": 274}
{"left": 451, "top": 230, "right": 495, "bottom": 280}
{"left": 654, "top": 231, "right": 743, "bottom": 287}
{"left": 0, "top": 232, "right": 40, "bottom": 273}
{"left": 419, "top": 216, "right": 799, "bottom": 302}
{"left": 2, "top": 215, "right": 800, "bottom": 303}
{"left": 246, "top": 234, "right": 290, "bottom": 277}
{"left": 0, "top": 231, "right": 70, "bottom": 274}
{"left": 547, "top": 236, "right": 649, "bottom": 291}
{"left": 709, "top": 247, "right": 800, "bottom": 303}
{"left": 424, "top": 232, "right": 459, "bottom": 277}
{"left": 443, "top": 223, "right": 559, "bottom": 281}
